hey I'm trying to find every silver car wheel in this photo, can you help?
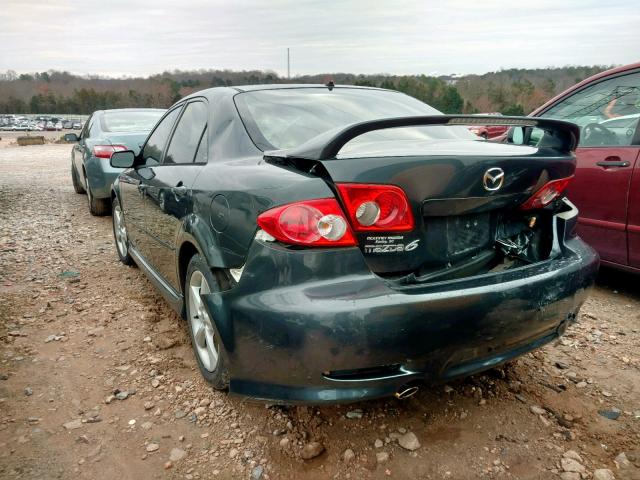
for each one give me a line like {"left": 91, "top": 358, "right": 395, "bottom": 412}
{"left": 188, "top": 271, "right": 218, "bottom": 372}
{"left": 85, "top": 173, "right": 92, "bottom": 203}
{"left": 113, "top": 205, "right": 128, "bottom": 257}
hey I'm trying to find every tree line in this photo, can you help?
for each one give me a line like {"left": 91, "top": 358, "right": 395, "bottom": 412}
{"left": 0, "top": 66, "right": 610, "bottom": 115}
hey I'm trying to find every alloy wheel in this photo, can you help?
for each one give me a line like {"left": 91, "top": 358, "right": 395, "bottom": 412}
{"left": 113, "top": 205, "right": 128, "bottom": 257}
{"left": 188, "top": 271, "right": 218, "bottom": 372}
{"left": 85, "top": 174, "right": 93, "bottom": 205}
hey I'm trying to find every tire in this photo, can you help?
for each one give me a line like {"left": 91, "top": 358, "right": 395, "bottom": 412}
{"left": 71, "top": 163, "right": 85, "bottom": 194}
{"left": 111, "top": 196, "right": 134, "bottom": 266}
{"left": 185, "top": 254, "right": 229, "bottom": 390}
{"left": 85, "top": 170, "right": 110, "bottom": 216}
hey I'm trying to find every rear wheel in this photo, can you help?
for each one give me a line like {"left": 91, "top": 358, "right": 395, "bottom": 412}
{"left": 112, "top": 197, "right": 134, "bottom": 266}
{"left": 71, "top": 163, "right": 85, "bottom": 194}
{"left": 185, "top": 255, "right": 229, "bottom": 390}
{"left": 85, "top": 170, "right": 110, "bottom": 216}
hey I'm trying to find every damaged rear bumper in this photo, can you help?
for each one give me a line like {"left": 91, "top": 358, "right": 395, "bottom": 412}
{"left": 202, "top": 200, "right": 599, "bottom": 404}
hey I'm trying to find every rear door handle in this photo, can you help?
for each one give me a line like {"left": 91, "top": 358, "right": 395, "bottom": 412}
{"left": 596, "top": 160, "right": 630, "bottom": 168}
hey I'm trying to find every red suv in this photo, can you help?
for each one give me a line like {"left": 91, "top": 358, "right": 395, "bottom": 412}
{"left": 529, "top": 63, "right": 640, "bottom": 272}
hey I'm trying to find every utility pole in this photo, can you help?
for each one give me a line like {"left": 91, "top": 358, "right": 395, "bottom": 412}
{"left": 287, "top": 48, "right": 290, "bottom": 79}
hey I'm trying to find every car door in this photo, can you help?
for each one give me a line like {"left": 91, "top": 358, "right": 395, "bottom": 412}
{"left": 140, "top": 100, "right": 209, "bottom": 291}
{"left": 119, "top": 106, "right": 183, "bottom": 257}
{"left": 626, "top": 153, "right": 640, "bottom": 269}
{"left": 72, "top": 114, "right": 93, "bottom": 180}
{"left": 538, "top": 69, "right": 640, "bottom": 266}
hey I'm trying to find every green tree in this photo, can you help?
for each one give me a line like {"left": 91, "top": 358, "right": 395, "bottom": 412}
{"left": 380, "top": 79, "right": 395, "bottom": 90}
{"left": 542, "top": 78, "right": 555, "bottom": 97}
{"left": 434, "top": 85, "right": 464, "bottom": 113}
{"left": 0, "top": 97, "right": 27, "bottom": 113}
{"left": 502, "top": 104, "right": 525, "bottom": 116}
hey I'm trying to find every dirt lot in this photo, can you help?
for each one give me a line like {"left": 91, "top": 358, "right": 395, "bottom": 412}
{"left": 0, "top": 143, "right": 638, "bottom": 480}
{"left": 0, "top": 131, "right": 69, "bottom": 147}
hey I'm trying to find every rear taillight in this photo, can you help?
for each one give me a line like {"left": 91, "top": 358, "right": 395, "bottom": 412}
{"left": 336, "top": 183, "right": 414, "bottom": 232}
{"left": 257, "top": 198, "right": 357, "bottom": 247}
{"left": 521, "top": 176, "right": 573, "bottom": 210}
{"left": 93, "top": 145, "right": 126, "bottom": 159}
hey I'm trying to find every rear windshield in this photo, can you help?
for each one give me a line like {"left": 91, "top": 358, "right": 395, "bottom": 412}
{"left": 234, "top": 88, "right": 475, "bottom": 151}
{"left": 101, "top": 110, "right": 164, "bottom": 133}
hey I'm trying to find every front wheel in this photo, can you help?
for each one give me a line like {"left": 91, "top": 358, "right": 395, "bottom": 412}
{"left": 185, "top": 255, "right": 229, "bottom": 390}
{"left": 112, "top": 197, "right": 134, "bottom": 266}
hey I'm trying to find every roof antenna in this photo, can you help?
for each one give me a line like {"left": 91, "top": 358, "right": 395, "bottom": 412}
{"left": 326, "top": 80, "right": 334, "bottom": 91}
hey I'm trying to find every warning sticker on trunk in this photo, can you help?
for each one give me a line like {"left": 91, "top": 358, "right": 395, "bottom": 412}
{"left": 363, "top": 236, "right": 419, "bottom": 254}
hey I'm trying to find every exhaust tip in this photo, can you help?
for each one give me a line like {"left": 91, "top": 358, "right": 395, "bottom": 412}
{"left": 395, "top": 385, "right": 419, "bottom": 400}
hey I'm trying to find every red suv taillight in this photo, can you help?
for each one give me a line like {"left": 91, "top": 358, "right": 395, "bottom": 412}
{"left": 336, "top": 183, "right": 414, "bottom": 232}
{"left": 93, "top": 145, "right": 127, "bottom": 159}
{"left": 257, "top": 198, "right": 357, "bottom": 247}
{"left": 521, "top": 176, "right": 573, "bottom": 210}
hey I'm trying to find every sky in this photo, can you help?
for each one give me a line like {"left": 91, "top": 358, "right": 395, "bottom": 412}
{"left": 0, "top": 0, "right": 638, "bottom": 78}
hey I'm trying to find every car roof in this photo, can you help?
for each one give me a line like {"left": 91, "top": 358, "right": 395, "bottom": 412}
{"left": 180, "top": 84, "right": 394, "bottom": 103}
{"left": 532, "top": 62, "right": 640, "bottom": 116}
{"left": 92, "top": 108, "right": 166, "bottom": 115}
{"left": 231, "top": 84, "right": 390, "bottom": 93}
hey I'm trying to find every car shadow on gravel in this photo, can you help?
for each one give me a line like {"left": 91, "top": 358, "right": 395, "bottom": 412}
{"left": 596, "top": 266, "right": 640, "bottom": 300}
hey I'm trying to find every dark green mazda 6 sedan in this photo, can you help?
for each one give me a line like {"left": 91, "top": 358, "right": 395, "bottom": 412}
{"left": 108, "top": 85, "right": 598, "bottom": 404}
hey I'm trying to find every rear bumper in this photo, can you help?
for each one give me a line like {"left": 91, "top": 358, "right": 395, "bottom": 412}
{"left": 85, "top": 156, "right": 120, "bottom": 199}
{"left": 203, "top": 200, "right": 599, "bottom": 404}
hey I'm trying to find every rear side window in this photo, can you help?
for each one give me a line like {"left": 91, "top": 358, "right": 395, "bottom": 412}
{"left": 193, "top": 127, "right": 208, "bottom": 164}
{"left": 80, "top": 114, "right": 93, "bottom": 139}
{"left": 164, "top": 101, "right": 208, "bottom": 164}
{"left": 142, "top": 107, "right": 181, "bottom": 165}
{"left": 89, "top": 118, "right": 101, "bottom": 137}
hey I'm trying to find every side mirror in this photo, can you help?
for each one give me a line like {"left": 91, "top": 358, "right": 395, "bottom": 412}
{"left": 64, "top": 133, "right": 79, "bottom": 142}
{"left": 110, "top": 150, "right": 136, "bottom": 168}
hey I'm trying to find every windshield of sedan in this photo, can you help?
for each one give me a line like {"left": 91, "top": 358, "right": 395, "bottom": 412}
{"left": 101, "top": 110, "right": 165, "bottom": 133}
{"left": 235, "top": 87, "right": 476, "bottom": 152}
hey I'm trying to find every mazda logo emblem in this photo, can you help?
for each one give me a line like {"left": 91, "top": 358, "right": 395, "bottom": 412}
{"left": 483, "top": 167, "right": 505, "bottom": 191}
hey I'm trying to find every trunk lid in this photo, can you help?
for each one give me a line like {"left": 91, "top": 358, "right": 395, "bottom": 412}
{"left": 265, "top": 115, "right": 579, "bottom": 276}
{"left": 105, "top": 132, "right": 149, "bottom": 155}
{"left": 318, "top": 139, "right": 575, "bottom": 273}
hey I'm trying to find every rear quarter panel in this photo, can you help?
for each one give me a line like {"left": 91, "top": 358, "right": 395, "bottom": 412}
{"left": 186, "top": 159, "right": 336, "bottom": 269}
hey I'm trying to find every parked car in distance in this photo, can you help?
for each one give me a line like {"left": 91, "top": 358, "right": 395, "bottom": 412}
{"left": 108, "top": 85, "right": 598, "bottom": 404}
{"left": 72, "top": 121, "right": 83, "bottom": 130}
{"left": 65, "top": 108, "right": 165, "bottom": 215}
{"left": 514, "top": 63, "right": 640, "bottom": 273}
{"left": 468, "top": 112, "right": 510, "bottom": 139}
{"left": 12, "top": 121, "right": 29, "bottom": 131}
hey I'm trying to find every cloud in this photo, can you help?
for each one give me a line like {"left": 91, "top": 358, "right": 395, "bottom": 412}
{"left": 0, "top": 0, "right": 637, "bottom": 77}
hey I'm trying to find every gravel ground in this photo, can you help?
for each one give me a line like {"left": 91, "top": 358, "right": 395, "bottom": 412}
{"left": 0, "top": 143, "right": 639, "bottom": 480}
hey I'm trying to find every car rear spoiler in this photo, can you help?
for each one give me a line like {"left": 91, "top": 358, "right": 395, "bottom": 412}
{"left": 264, "top": 115, "right": 580, "bottom": 161}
